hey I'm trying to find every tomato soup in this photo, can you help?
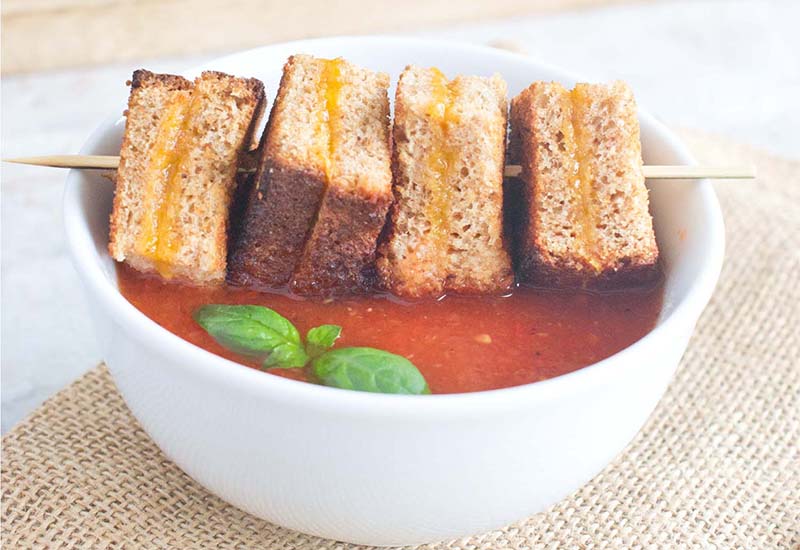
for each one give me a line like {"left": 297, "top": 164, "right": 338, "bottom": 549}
{"left": 116, "top": 263, "right": 663, "bottom": 394}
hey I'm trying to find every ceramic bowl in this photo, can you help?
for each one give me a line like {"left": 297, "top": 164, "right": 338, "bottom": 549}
{"left": 64, "top": 36, "right": 724, "bottom": 546}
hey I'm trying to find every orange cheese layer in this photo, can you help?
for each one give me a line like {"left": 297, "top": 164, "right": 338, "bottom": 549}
{"left": 317, "top": 58, "right": 345, "bottom": 181}
{"left": 424, "top": 68, "right": 459, "bottom": 256}
{"left": 134, "top": 90, "right": 198, "bottom": 278}
{"left": 569, "top": 85, "right": 600, "bottom": 270}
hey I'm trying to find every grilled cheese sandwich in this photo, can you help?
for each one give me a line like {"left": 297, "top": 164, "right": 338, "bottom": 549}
{"left": 109, "top": 69, "right": 265, "bottom": 284}
{"left": 508, "top": 81, "right": 659, "bottom": 288}
{"left": 377, "top": 66, "right": 513, "bottom": 298}
{"left": 227, "top": 55, "right": 393, "bottom": 295}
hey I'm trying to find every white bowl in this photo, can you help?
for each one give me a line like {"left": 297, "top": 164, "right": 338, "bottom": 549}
{"left": 64, "top": 36, "right": 724, "bottom": 546}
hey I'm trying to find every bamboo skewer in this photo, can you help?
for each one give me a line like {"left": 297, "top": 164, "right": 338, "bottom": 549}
{"left": 501, "top": 164, "right": 756, "bottom": 180}
{"left": 5, "top": 155, "right": 123, "bottom": 170}
{"left": 640, "top": 165, "right": 755, "bottom": 180}
{"left": 3, "top": 155, "right": 756, "bottom": 180}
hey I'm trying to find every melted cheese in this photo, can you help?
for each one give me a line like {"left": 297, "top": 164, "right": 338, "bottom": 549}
{"left": 317, "top": 58, "right": 345, "bottom": 181}
{"left": 569, "top": 86, "right": 600, "bottom": 270}
{"left": 424, "top": 68, "right": 458, "bottom": 252}
{"left": 134, "top": 91, "right": 197, "bottom": 278}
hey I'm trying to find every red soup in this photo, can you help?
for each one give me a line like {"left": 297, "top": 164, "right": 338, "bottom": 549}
{"left": 117, "top": 263, "right": 663, "bottom": 394}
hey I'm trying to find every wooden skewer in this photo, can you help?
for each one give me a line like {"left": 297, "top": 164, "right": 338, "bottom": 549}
{"left": 3, "top": 155, "right": 756, "bottom": 180}
{"left": 503, "top": 163, "right": 755, "bottom": 180}
{"left": 641, "top": 165, "right": 755, "bottom": 180}
{"left": 5, "top": 155, "right": 123, "bottom": 170}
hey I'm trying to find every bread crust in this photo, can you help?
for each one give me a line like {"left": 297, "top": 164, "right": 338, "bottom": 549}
{"left": 227, "top": 160, "right": 326, "bottom": 288}
{"left": 227, "top": 56, "right": 327, "bottom": 288}
{"left": 291, "top": 186, "right": 392, "bottom": 294}
{"left": 128, "top": 69, "right": 192, "bottom": 92}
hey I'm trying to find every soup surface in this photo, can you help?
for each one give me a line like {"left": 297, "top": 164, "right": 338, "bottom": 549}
{"left": 117, "top": 263, "right": 663, "bottom": 394}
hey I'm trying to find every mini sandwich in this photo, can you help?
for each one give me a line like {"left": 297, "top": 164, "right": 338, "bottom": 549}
{"left": 377, "top": 66, "right": 513, "bottom": 298}
{"left": 227, "top": 55, "right": 393, "bottom": 295}
{"left": 109, "top": 69, "right": 265, "bottom": 284}
{"left": 508, "top": 81, "right": 659, "bottom": 288}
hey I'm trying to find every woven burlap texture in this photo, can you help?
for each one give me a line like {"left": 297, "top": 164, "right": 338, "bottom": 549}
{"left": 2, "top": 130, "right": 799, "bottom": 549}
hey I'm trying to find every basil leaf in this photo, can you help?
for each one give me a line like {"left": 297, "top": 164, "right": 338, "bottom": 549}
{"left": 263, "top": 343, "right": 309, "bottom": 369}
{"left": 194, "top": 305, "right": 306, "bottom": 368}
{"left": 306, "top": 324, "right": 342, "bottom": 358}
{"left": 311, "top": 347, "right": 430, "bottom": 395}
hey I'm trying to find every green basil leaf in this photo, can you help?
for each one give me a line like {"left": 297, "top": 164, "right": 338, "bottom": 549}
{"left": 311, "top": 347, "right": 430, "bottom": 395}
{"left": 263, "top": 343, "right": 309, "bottom": 369}
{"left": 306, "top": 324, "right": 342, "bottom": 358}
{"left": 194, "top": 305, "right": 305, "bottom": 368}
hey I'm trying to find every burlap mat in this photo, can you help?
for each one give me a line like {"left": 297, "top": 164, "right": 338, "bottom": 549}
{"left": 2, "top": 130, "right": 799, "bottom": 549}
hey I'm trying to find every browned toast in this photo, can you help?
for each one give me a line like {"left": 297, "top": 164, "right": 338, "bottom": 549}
{"left": 109, "top": 69, "right": 265, "bottom": 284}
{"left": 508, "top": 81, "right": 658, "bottom": 288}
{"left": 227, "top": 55, "right": 393, "bottom": 295}
{"left": 377, "top": 66, "right": 513, "bottom": 298}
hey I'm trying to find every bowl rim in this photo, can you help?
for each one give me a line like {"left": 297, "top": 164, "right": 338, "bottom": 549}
{"left": 63, "top": 35, "right": 725, "bottom": 417}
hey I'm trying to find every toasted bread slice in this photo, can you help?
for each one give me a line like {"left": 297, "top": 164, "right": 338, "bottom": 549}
{"left": 109, "top": 69, "right": 265, "bottom": 284}
{"left": 377, "top": 66, "right": 513, "bottom": 298}
{"left": 228, "top": 55, "right": 393, "bottom": 295}
{"left": 290, "top": 58, "right": 393, "bottom": 294}
{"left": 508, "top": 81, "right": 658, "bottom": 288}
